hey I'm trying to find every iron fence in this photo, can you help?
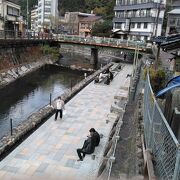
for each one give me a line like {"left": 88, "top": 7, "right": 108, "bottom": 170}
{"left": 143, "top": 73, "right": 180, "bottom": 180}
{"left": 0, "top": 30, "right": 147, "bottom": 50}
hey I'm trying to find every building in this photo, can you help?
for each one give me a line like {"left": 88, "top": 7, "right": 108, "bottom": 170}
{"left": 113, "top": 0, "right": 166, "bottom": 41}
{"left": 0, "top": 0, "right": 21, "bottom": 32}
{"left": 31, "top": 6, "right": 38, "bottom": 32}
{"left": 37, "top": 0, "right": 59, "bottom": 32}
{"left": 61, "top": 12, "right": 96, "bottom": 35}
{"left": 79, "top": 16, "right": 103, "bottom": 37}
{"left": 166, "top": 0, "right": 180, "bottom": 35}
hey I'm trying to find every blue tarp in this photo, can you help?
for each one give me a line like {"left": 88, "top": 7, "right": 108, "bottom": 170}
{"left": 156, "top": 76, "right": 180, "bottom": 97}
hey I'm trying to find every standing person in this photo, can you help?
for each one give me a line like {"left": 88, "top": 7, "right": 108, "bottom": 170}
{"left": 54, "top": 96, "right": 65, "bottom": 120}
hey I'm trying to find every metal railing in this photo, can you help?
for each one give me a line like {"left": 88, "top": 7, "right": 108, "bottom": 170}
{"left": 143, "top": 73, "right": 180, "bottom": 180}
{"left": 0, "top": 30, "right": 54, "bottom": 40}
{"left": 0, "top": 30, "right": 147, "bottom": 50}
{"left": 56, "top": 34, "right": 147, "bottom": 49}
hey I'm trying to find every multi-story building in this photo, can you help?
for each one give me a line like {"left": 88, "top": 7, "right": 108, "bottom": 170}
{"left": 37, "top": 0, "right": 59, "bottom": 32}
{"left": 166, "top": 0, "right": 180, "bottom": 35}
{"left": 0, "top": 0, "right": 22, "bottom": 32}
{"left": 62, "top": 12, "right": 95, "bottom": 35}
{"left": 31, "top": 6, "right": 38, "bottom": 32}
{"left": 79, "top": 16, "right": 103, "bottom": 37}
{"left": 113, "top": 0, "right": 166, "bottom": 41}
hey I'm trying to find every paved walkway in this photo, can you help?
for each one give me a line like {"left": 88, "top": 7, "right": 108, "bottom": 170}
{"left": 0, "top": 64, "right": 132, "bottom": 180}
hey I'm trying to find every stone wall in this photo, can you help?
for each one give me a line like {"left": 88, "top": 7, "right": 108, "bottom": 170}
{"left": 0, "top": 56, "right": 54, "bottom": 89}
{"left": 0, "top": 63, "right": 113, "bottom": 158}
{"left": 0, "top": 46, "right": 43, "bottom": 71}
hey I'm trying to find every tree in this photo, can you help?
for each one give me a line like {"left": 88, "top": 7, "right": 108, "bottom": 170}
{"left": 91, "top": 20, "right": 112, "bottom": 37}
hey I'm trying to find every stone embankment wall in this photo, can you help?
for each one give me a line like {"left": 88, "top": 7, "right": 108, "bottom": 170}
{"left": 0, "top": 46, "right": 42, "bottom": 71}
{"left": 0, "top": 45, "right": 55, "bottom": 88}
{"left": 60, "top": 44, "right": 134, "bottom": 63}
{"left": 0, "top": 63, "right": 112, "bottom": 158}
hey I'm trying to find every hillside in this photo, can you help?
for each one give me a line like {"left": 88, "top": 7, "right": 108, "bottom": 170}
{"left": 12, "top": 0, "right": 115, "bottom": 20}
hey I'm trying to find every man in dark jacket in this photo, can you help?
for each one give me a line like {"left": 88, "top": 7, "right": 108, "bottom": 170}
{"left": 77, "top": 134, "right": 95, "bottom": 161}
{"left": 89, "top": 128, "right": 100, "bottom": 147}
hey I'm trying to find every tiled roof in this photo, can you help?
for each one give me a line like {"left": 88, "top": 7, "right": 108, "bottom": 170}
{"left": 80, "top": 16, "right": 102, "bottom": 22}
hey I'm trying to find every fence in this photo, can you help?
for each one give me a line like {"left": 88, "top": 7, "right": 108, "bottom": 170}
{"left": 143, "top": 73, "right": 180, "bottom": 180}
{"left": 0, "top": 30, "right": 147, "bottom": 50}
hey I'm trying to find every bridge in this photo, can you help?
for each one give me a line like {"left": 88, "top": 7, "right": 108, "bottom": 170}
{"left": 0, "top": 30, "right": 150, "bottom": 65}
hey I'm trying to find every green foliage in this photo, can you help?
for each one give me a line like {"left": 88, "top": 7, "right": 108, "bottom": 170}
{"left": 41, "top": 45, "right": 59, "bottom": 60}
{"left": 144, "top": 67, "right": 166, "bottom": 93}
{"left": 91, "top": 20, "right": 112, "bottom": 37}
{"left": 59, "top": 0, "right": 116, "bottom": 20}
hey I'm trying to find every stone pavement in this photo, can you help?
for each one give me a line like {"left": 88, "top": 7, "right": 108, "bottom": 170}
{"left": 0, "top": 64, "right": 132, "bottom": 180}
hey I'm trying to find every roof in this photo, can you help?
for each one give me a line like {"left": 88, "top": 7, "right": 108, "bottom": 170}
{"left": 80, "top": 16, "right": 102, "bottom": 22}
{"left": 168, "top": 9, "right": 180, "bottom": 14}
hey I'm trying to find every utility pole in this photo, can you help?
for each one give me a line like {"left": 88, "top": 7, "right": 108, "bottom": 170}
{"left": 154, "top": 0, "right": 163, "bottom": 70}
{"left": 27, "top": 0, "right": 29, "bottom": 31}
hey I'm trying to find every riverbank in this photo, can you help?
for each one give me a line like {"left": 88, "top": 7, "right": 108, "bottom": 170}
{"left": 0, "top": 63, "right": 113, "bottom": 159}
{"left": 0, "top": 63, "right": 132, "bottom": 180}
{"left": 0, "top": 56, "right": 54, "bottom": 89}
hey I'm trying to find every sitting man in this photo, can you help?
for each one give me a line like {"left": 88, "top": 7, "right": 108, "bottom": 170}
{"left": 76, "top": 128, "right": 100, "bottom": 161}
{"left": 89, "top": 128, "right": 100, "bottom": 147}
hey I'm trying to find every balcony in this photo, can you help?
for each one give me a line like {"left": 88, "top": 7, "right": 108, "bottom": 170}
{"left": 114, "top": 2, "right": 160, "bottom": 11}
{"left": 113, "top": 16, "right": 163, "bottom": 23}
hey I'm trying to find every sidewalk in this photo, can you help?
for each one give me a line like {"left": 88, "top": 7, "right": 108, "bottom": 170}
{"left": 0, "top": 64, "right": 132, "bottom": 180}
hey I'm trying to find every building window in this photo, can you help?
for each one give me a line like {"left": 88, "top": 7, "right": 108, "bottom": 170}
{"left": 45, "top": 8, "right": 51, "bottom": 12}
{"left": 7, "top": 6, "right": 19, "bottom": 16}
{"left": 45, "top": 1, "right": 51, "bottom": 5}
{"left": 177, "top": 19, "right": 180, "bottom": 26}
{"left": 131, "top": 23, "right": 135, "bottom": 28}
{"left": 144, "top": 23, "right": 148, "bottom": 29}
{"left": 137, "top": 23, "right": 141, "bottom": 28}
{"left": 115, "top": 23, "right": 122, "bottom": 29}
{"left": 169, "top": 18, "right": 176, "bottom": 25}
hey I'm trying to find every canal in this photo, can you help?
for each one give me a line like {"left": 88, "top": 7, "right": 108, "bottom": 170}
{"left": 0, "top": 65, "right": 84, "bottom": 139}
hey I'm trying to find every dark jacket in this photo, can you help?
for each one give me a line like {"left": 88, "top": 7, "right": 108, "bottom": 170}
{"left": 82, "top": 137, "right": 95, "bottom": 154}
{"left": 93, "top": 131, "right": 100, "bottom": 146}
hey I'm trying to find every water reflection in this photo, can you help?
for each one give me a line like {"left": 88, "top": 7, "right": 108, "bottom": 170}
{"left": 0, "top": 65, "right": 83, "bottom": 139}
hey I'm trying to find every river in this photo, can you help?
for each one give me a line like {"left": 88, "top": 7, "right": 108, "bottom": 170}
{"left": 0, "top": 64, "right": 84, "bottom": 139}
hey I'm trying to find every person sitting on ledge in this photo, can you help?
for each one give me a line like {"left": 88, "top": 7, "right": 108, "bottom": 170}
{"left": 76, "top": 128, "right": 99, "bottom": 161}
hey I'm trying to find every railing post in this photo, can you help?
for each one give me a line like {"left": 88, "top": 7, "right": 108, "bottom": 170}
{"left": 173, "top": 148, "right": 180, "bottom": 180}
{"left": 50, "top": 93, "right": 52, "bottom": 106}
{"left": 4, "top": 30, "right": 6, "bottom": 39}
{"left": 10, "top": 118, "right": 13, "bottom": 136}
{"left": 71, "top": 80, "right": 73, "bottom": 92}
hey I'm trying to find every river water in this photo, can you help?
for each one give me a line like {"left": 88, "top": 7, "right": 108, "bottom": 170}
{"left": 0, "top": 65, "right": 84, "bottom": 139}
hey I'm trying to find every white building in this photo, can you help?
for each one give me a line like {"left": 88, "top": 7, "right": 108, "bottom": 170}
{"left": 0, "top": 0, "right": 21, "bottom": 31}
{"left": 31, "top": 6, "right": 38, "bottom": 32}
{"left": 37, "top": 0, "right": 59, "bottom": 32}
{"left": 113, "top": 0, "right": 166, "bottom": 41}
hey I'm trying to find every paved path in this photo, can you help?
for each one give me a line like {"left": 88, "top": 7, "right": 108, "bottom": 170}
{"left": 0, "top": 64, "right": 132, "bottom": 180}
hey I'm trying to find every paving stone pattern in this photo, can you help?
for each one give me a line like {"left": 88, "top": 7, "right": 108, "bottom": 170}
{"left": 0, "top": 64, "right": 132, "bottom": 180}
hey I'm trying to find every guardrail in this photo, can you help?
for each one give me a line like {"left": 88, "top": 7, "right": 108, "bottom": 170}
{"left": 0, "top": 30, "right": 147, "bottom": 50}
{"left": 0, "top": 30, "right": 53, "bottom": 40}
{"left": 56, "top": 34, "right": 147, "bottom": 49}
{"left": 143, "top": 73, "right": 180, "bottom": 180}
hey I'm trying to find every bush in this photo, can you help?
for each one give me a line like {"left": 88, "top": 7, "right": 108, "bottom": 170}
{"left": 41, "top": 45, "right": 59, "bottom": 60}
{"left": 144, "top": 67, "right": 166, "bottom": 94}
